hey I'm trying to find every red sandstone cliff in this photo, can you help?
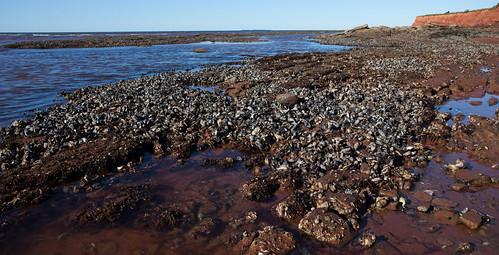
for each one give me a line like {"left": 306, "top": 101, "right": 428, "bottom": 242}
{"left": 413, "top": 5, "right": 499, "bottom": 28}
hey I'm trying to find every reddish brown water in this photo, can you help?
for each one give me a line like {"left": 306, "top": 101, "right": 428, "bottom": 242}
{"left": 1, "top": 150, "right": 497, "bottom": 255}
{"left": 363, "top": 153, "right": 499, "bottom": 255}
{"left": 0, "top": 149, "right": 294, "bottom": 255}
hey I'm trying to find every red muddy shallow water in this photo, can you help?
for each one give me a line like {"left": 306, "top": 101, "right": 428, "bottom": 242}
{"left": 0, "top": 150, "right": 497, "bottom": 255}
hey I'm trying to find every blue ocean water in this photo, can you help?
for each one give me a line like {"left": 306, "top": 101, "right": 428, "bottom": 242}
{"left": 0, "top": 33, "right": 346, "bottom": 126}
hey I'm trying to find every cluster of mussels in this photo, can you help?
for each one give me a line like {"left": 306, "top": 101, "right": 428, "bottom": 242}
{"left": 1, "top": 26, "right": 496, "bottom": 249}
{"left": 0, "top": 55, "right": 438, "bottom": 246}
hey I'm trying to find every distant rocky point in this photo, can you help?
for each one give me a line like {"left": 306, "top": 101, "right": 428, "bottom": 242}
{"left": 413, "top": 4, "right": 499, "bottom": 28}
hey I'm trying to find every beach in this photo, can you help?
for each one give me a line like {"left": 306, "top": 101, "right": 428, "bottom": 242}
{"left": 0, "top": 23, "right": 498, "bottom": 254}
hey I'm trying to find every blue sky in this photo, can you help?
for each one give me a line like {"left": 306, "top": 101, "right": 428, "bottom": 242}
{"left": 0, "top": 0, "right": 497, "bottom": 32}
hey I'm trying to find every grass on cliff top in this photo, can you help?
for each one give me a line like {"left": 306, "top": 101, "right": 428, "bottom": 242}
{"left": 419, "top": 4, "right": 498, "bottom": 17}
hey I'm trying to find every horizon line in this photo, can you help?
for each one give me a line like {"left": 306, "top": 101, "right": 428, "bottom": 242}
{"left": 0, "top": 28, "right": 349, "bottom": 34}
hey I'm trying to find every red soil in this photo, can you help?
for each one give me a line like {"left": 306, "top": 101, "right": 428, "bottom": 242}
{"left": 413, "top": 5, "right": 499, "bottom": 28}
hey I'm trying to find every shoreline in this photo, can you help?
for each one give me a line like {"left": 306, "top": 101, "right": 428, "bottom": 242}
{"left": 2, "top": 31, "right": 337, "bottom": 49}
{"left": 0, "top": 25, "right": 498, "bottom": 254}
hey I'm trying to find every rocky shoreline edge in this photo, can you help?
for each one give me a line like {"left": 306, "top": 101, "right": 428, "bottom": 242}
{"left": 3, "top": 31, "right": 335, "bottom": 49}
{"left": 0, "top": 25, "right": 498, "bottom": 254}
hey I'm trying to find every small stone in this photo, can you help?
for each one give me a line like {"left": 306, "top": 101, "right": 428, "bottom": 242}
{"left": 488, "top": 97, "right": 498, "bottom": 106}
{"left": 459, "top": 210, "right": 483, "bottom": 230}
{"left": 358, "top": 232, "right": 376, "bottom": 248}
{"left": 451, "top": 183, "right": 467, "bottom": 192}
{"left": 275, "top": 93, "right": 299, "bottom": 106}
{"left": 446, "top": 159, "right": 466, "bottom": 172}
{"left": 456, "top": 242, "right": 474, "bottom": 254}
{"left": 417, "top": 205, "right": 431, "bottom": 213}
{"left": 423, "top": 190, "right": 435, "bottom": 196}
{"left": 413, "top": 191, "right": 433, "bottom": 203}
{"left": 193, "top": 48, "right": 208, "bottom": 53}
{"left": 375, "top": 197, "right": 389, "bottom": 209}
{"left": 432, "top": 198, "right": 458, "bottom": 209}
{"left": 454, "top": 170, "right": 491, "bottom": 187}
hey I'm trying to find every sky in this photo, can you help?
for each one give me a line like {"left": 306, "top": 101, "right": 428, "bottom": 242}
{"left": 0, "top": 0, "right": 497, "bottom": 32}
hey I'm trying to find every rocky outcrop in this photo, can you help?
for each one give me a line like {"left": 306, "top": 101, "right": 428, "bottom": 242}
{"left": 413, "top": 5, "right": 499, "bottom": 28}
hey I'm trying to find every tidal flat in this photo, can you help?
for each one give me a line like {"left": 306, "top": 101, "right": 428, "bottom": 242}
{"left": 0, "top": 25, "right": 498, "bottom": 254}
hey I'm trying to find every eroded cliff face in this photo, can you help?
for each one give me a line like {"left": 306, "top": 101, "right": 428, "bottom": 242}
{"left": 413, "top": 6, "right": 499, "bottom": 28}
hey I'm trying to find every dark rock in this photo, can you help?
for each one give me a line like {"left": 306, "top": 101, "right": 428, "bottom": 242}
{"left": 242, "top": 176, "right": 279, "bottom": 202}
{"left": 459, "top": 209, "right": 483, "bottom": 230}
{"left": 246, "top": 226, "right": 296, "bottom": 255}
{"left": 298, "top": 208, "right": 354, "bottom": 247}
{"left": 275, "top": 191, "right": 311, "bottom": 221}
{"left": 190, "top": 217, "right": 218, "bottom": 238}
{"left": 488, "top": 96, "right": 498, "bottom": 106}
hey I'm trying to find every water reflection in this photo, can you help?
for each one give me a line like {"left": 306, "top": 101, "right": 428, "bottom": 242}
{"left": 437, "top": 93, "right": 498, "bottom": 124}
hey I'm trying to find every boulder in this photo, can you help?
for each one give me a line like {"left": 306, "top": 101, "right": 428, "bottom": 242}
{"left": 298, "top": 209, "right": 353, "bottom": 247}
{"left": 275, "top": 93, "right": 299, "bottom": 106}
{"left": 346, "top": 24, "right": 369, "bottom": 33}
{"left": 246, "top": 226, "right": 296, "bottom": 255}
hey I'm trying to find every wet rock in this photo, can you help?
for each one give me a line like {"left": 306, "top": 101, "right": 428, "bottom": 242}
{"left": 316, "top": 192, "right": 365, "bottom": 229}
{"left": 416, "top": 205, "right": 431, "bottom": 213}
{"left": 275, "top": 93, "right": 299, "bottom": 106}
{"left": 454, "top": 170, "right": 492, "bottom": 187}
{"left": 242, "top": 176, "right": 279, "bottom": 202}
{"left": 190, "top": 217, "right": 218, "bottom": 238}
{"left": 346, "top": 24, "right": 369, "bottom": 33}
{"left": 445, "top": 159, "right": 466, "bottom": 172}
{"left": 229, "top": 211, "right": 257, "bottom": 229}
{"left": 298, "top": 208, "right": 354, "bottom": 247}
{"left": 75, "top": 184, "right": 150, "bottom": 225}
{"left": 455, "top": 242, "right": 474, "bottom": 254}
{"left": 413, "top": 190, "right": 433, "bottom": 203}
{"left": 316, "top": 192, "right": 365, "bottom": 216}
{"left": 139, "top": 206, "right": 184, "bottom": 231}
{"left": 357, "top": 231, "right": 376, "bottom": 248}
{"left": 459, "top": 209, "right": 483, "bottom": 230}
{"left": 432, "top": 197, "right": 458, "bottom": 209}
{"left": 488, "top": 96, "right": 498, "bottom": 106}
{"left": 275, "top": 191, "right": 311, "bottom": 221}
{"left": 468, "top": 100, "right": 482, "bottom": 106}
{"left": 246, "top": 226, "right": 296, "bottom": 255}
{"left": 451, "top": 183, "right": 467, "bottom": 192}
{"left": 193, "top": 48, "right": 208, "bottom": 53}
